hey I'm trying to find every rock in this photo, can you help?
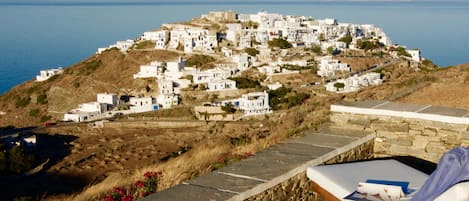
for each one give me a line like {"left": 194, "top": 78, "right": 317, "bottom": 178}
{"left": 413, "top": 135, "right": 429, "bottom": 149}
{"left": 423, "top": 128, "right": 437, "bottom": 136}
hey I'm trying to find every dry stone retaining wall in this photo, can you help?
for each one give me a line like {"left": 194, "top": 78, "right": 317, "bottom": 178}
{"left": 331, "top": 112, "right": 469, "bottom": 163}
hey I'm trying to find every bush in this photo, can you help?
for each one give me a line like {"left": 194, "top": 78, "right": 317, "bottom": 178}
{"left": 338, "top": 34, "right": 353, "bottom": 47}
{"left": 333, "top": 82, "right": 345, "bottom": 89}
{"left": 16, "top": 97, "right": 31, "bottom": 108}
{"left": 244, "top": 48, "right": 259, "bottom": 56}
{"left": 268, "top": 87, "right": 290, "bottom": 109}
{"left": 29, "top": 109, "right": 40, "bottom": 117}
{"left": 133, "top": 40, "right": 154, "bottom": 49}
{"left": 187, "top": 54, "right": 215, "bottom": 68}
{"left": 228, "top": 77, "right": 260, "bottom": 89}
{"left": 79, "top": 59, "right": 102, "bottom": 75}
{"left": 268, "top": 38, "right": 292, "bottom": 49}
{"left": 40, "top": 115, "right": 52, "bottom": 122}
{"left": 37, "top": 94, "right": 47, "bottom": 104}
{"left": 73, "top": 82, "right": 80, "bottom": 88}
{"left": 309, "top": 45, "right": 322, "bottom": 54}
{"left": 356, "top": 39, "right": 384, "bottom": 51}
{"left": 221, "top": 103, "right": 236, "bottom": 114}
{"left": 287, "top": 92, "right": 310, "bottom": 108}
{"left": 6, "top": 146, "right": 37, "bottom": 174}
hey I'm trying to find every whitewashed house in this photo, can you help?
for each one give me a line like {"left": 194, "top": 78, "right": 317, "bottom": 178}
{"left": 36, "top": 67, "right": 63, "bottom": 82}
{"left": 231, "top": 54, "right": 253, "bottom": 71}
{"left": 239, "top": 91, "right": 272, "bottom": 116}
{"left": 97, "top": 93, "right": 118, "bottom": 108}
{"left": 157, "top": 79, "right": 179, "bottom": 108}
{"left": 193, "top": 68, "right": 234, "bottom": 84}
{"left": 406, "top": 49, "right": 421, "bottom": 62}
{"left": 317, "top": 56, "right": 350, "bottom": 77}
{"left": 165, "top": 57, "right": 186, "bottom": 80}
{"left": 258, "top": 65, "right": 281, "bottom": 76}
{"left": 63, "top": 102, "right": 105, "bottom": 122}
{"left": 115, "top": 40, "right": 135, "bottom": 51}
{"left": 129, "top": 97, "right": 158, "bottom": 113}
{"left": 207, "top": 79, "right": 237, "bottom": 91}
{"left": 326, "top": 72, "right": 382, "bottom": 93}
{"left": 64, "top": 93, "right": 117, "bottom": 122}
{"left": 134, "top": 61, "right": 165, "bottom": 79}
{"left": 226, "top": 23, "right": 242, "bottom": 42}
{"left": 142, "top": 30, "right": 169, "bottom": 49}
{"left": 221, "top": 47, "right": 233, "bottom": 57}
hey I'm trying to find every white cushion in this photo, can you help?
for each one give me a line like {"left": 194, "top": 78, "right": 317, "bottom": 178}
{"left": 434, "top": 182, "right": 469, "bottom": 201}
{"left": 306, "top": 159, "right": 429, "bottom": 201}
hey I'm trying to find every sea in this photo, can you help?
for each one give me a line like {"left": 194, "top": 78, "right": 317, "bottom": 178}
{"left": 1, "top": 1, "right": 469, "bottom": 94}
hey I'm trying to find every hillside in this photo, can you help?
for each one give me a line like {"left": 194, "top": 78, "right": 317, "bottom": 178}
{"left": 0, "top": 49, "right": 180, "bottom": 127}
{"left": 398, "top": 63, "right": 469, "bottom": 109}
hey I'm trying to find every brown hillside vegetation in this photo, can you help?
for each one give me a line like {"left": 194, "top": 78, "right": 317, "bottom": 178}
{"left": 398, "top": 63, "right": 469, "bottom": 109}
{"left": 0, "top": 48, "right": 180, "bottom": 127}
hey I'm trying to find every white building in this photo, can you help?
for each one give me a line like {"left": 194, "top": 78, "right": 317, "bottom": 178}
{"left": 129, "top": 97, "right": 158, "bottom": 113}
{"left": 239, "top": 91, "right": 272, "bottom": 116}
{"left": 326, "top": 72, "right": 382, "bottom": 93}
{"left": 97, "top": 39, "right": 135, "bottom": 54}
{"left": 221, "top": 47, "right": 233, "bottom": 57}
{"left": 231, "top": 54, "right": 253, "bottom": 71}
{"left": 64, "top": 93, "right": 117, "bottom": 122}
{"left": 36, "top": 67, "right": 63, "bottom": 82}
{"left": 317, "top": 56, "right": 350, "bottom": 77}
{"left": 157, "top": 79, "right": 179, "bottom": 109}
{"left": 207, "top": 79, "right": 237, "bottom": 91}
{"left": 193, "top": 68, "right": 235, "bottom": 84}
{"left": 134, "top": 61, "right": 165, "bottom": 79}
{"left": 63, "top": 102, "right": 105, "bottom": 122}
{"left": 406, "top": 49, "right": 421, "bottom": 62}
{"left": 97, "top": 93, "right": 118, "bottom": 107}
{"left": 165, "top": 57, "right": 186, "bottom": 80}
{"left": 115, "top": 40, "right": 135, "bottom": 51}
{"left": 142, "top": 30, "right": 169, "bottom": 49}
{"left": 258, "top": 65, "right": 281, "bottom": 76}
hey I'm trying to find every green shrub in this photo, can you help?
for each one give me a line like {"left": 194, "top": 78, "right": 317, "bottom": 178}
{"left": 221, "top": 103, "right": 236, "bottom": 114}
{"left": 7, "top": 146, "right": 37, "bottom": 174}
{"left": 187, "top": 54, "right": 215, "bottom": 68}
{"left": 356, "top": 39, "right": 384, "bottom": 51}
{"left": 287, "top": 92, "right": 310, "bottom": 108}
{"left": 244, "top": 48, "right": 259, "bottom": 56}
{"left": 334, "top": 82, "right": 345, "bottom": 89}
{"left": 40, "top": 115, "right": 52, "bottom": 122}
{"left": 133, "top": 40, "right": 154, "bottom": 49}
{"left": 29, "top": 109, "right": 40, "bottom": 117}
{"left": 230, "top": 134, "right": 251, "bottom": 146}
{"left": 73, "top": 82, "right": 80, "bottom": 88}
{"left": 268, "top": 38, "right": 292, "bottom": 49}
{"left": 338, "top": 34, "right": 353, "bottom": 47}
{"left": 37, "top": 94, "right": 47, "bottom": 104}
{"left": 16, "top": 97, "right": 31, "bottom": 108}
{"left": 228, "top": 77, "right": 260, "bottom": 89}
{"left": 79, "top": 59, "right": 102, "bottom": 75}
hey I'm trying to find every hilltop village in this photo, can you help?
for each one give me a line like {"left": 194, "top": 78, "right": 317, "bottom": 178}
{"left": 35, "top": 11, "right": 421, "bottom": 123}
{"left": 1, "top": 10, "right": 452, "bottom": 201}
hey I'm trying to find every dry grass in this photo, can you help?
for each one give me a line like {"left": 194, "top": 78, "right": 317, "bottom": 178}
{"left": 51, "top": 99, "right": 330, "bottom": 201}
{"left": 398, "top": 63, "right": 469, "bottom": 109}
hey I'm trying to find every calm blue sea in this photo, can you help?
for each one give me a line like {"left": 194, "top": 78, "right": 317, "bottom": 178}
{"left": 1, "top": 2, "right": 469, "bottom": 94}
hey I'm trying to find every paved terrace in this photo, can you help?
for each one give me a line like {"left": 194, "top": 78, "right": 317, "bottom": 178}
{"left": 331, "top": 100, "right": 469, "bottom": 124}
{"left": 142, "top": 128, "right": 374, "bottom": 201}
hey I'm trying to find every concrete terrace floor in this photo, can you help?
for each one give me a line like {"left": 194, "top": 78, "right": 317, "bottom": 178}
{"left": 142, "top": 127, "right": 375, "bottom": 201}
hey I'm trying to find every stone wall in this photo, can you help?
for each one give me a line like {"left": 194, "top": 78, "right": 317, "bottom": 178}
{"left": 245, "top": 140, "right": 374, "bottom": 201}
{"left": 331, "top": 112, "right": 469, "bottom": 163}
